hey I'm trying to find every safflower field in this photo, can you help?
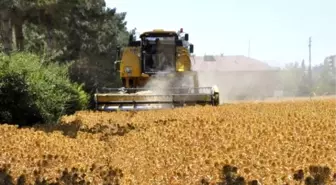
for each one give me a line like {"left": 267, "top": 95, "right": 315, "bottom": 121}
{"left": 0, "top": 98, "right": 335, "bottom": 185}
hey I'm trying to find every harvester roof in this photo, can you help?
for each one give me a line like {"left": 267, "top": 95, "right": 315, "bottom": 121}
{"left": 140, "top": 29, "right": 178, "bottom": 38}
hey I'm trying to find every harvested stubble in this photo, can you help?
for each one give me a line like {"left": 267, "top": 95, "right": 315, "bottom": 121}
{"left": 0, "top": 98, "right": 335, "bottom": 185}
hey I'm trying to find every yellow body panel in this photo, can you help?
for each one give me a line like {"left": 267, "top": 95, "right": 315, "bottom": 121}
{"left": 119, "top": 45, "right": 192, "bottom": 77}
{"left": 176, "top": 46, "right": 191, "bottom": 72}
{"left": 120, "top": 47, "right": 141, "bottom": 77}
{"left": 141, "top": 30, "right": 176, "bottom": 35}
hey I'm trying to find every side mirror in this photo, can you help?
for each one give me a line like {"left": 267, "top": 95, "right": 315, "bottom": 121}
{"left": 114, "top": 60, "right": 121, "bottom": 72}
{"left": 116, "top": 46, "right": 121, "bottom": 60}
{"left": 189, "top": 44, "right": 194, "bottom": 53}
{"left": 184, "top": 33, "right": 189, "bottom": 41}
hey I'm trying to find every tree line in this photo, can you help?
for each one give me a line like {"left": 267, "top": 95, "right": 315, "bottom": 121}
{"left": 0, "top": 0, "right": 130, "bottom": 126}
{"left": 279, "top": 57, "right": 335, "bottom": 97}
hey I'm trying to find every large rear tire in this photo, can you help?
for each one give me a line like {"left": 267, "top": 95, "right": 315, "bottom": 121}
{"left": 213, "top": 92, "right": 220, "bottom": 106}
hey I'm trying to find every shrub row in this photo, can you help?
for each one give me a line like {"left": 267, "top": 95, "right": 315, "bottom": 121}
{"left": 0, "top": 52, "right": 89, "bottom": 126}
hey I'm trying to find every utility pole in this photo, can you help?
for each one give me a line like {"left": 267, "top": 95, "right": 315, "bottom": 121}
{"left": 308, "top": 37, "right": 312, "bottom": 95}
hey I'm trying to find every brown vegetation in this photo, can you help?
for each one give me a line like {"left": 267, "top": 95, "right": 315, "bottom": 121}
{"left": 0, "top": 98, "right": 335, "bottom": 184}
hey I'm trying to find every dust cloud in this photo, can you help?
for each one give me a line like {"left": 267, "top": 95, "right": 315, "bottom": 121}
{"left": 137, "top": 58, "right": 283, "bottom": 105}
{"left": 135, "top": 66, "right": 194, "bottom": 108}
{"left": 195, "top": 70, "right": 281, "bottom": 104}
{"left": 140, "top": 65, "right": 194, "bottom": 94}
{"left": 141, "top": 66, "right": 176, "bottom": 94}
{"left": 138, "top": 65, "right": 279, "bottom": 104}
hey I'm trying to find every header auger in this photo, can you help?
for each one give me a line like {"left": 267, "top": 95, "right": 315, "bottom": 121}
{"left": 94, "top": 28, "right": 220, "bottom": 111}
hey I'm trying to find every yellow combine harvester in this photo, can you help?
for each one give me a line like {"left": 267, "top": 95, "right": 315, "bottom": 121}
{"left": 94, "top": 28, "right": 219, "bottom": 111}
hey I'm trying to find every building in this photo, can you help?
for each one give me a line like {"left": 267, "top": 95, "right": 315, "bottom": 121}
{"left": 192, "top": 55, "right": 276, "bottom": 71}
{"left": 191, "top": 55, "right": 282, "bottom": 102}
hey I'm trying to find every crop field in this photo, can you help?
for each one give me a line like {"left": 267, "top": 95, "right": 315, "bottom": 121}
{"left": 0, "top": 98, "right": 336, "bottom": 185}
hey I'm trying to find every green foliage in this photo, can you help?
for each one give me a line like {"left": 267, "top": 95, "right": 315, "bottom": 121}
{"left": 0, "top": 67, "right": 38, "bottom": 125}
{"left": 313, "top": 64, "right": 336, "bottom": 95}
{"left": 2, "top": 0, "right": 129, "bottom": 62}
{"left": 0, "top": 52, "right": 89, "bottom": 125}
{"left": 0, "top": 0, "right": 130, "bottom": 123}
{"left": 279, "top": 62, "right": 304, "bottom": 96}
{"left": 20, "top": 0, "right": 129, "bottom": 62}
{"left": 18, "top": 0, "right": 130, "bottom": 94}
{"left": 279, "top": 60, "right": 336, "bottom": 97}
{"left": 1, "top": 0, "right": 57, "bottom": 8}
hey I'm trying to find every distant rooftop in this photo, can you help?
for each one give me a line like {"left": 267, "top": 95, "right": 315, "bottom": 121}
{"left": 191, "top": 55, "right": 278, "bottom": 71}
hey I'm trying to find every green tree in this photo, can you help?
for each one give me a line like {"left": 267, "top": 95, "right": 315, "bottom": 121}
{"left": 0, "top": 52, "right": 89, "bottom": 125}
{"left": 313, "top": 56, "right": 336, "bottom": 95}
{"left": 1, "top": 0, "right": 131, "bottom": 110}
{"left": 297, "top": 60, "right": 310, "bottom": 96}
{"left": 1, "top": 0, "right": 129, "bottom": 60}
{"left": 279, "top": 62, "right": 302, "bottom": 96}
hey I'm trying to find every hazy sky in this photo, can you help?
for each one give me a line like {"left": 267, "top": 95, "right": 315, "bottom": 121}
{"left": 105, "top": 0, "right": 336, "bottom": 67}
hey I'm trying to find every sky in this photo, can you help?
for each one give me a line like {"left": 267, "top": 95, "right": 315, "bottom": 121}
{"left": 105, "top": 0, "right": 336, "bottom": 67}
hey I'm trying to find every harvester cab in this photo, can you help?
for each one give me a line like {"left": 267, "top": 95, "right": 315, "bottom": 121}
{"left": 94, "top": 28, "right": 219, "bottom": 111}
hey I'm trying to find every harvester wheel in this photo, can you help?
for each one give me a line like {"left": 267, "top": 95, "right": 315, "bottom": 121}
{"left": 213, "top": 93, "right": 219, "bottom": 106}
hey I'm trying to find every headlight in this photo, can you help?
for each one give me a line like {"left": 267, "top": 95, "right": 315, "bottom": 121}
{"left": 125, "top": 67, "right": 132, "bottom": 73}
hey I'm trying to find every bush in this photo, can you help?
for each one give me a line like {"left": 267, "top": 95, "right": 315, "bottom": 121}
{"left": 0, "top": 52, "right": 89, "bottom": 125}
{"left": 0, "top": 69, "right": 41, "bottom": 125}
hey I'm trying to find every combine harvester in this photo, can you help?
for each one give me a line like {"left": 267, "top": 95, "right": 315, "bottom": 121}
{"left": 94, "top": 28, "right": 220, "bottom": 111}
